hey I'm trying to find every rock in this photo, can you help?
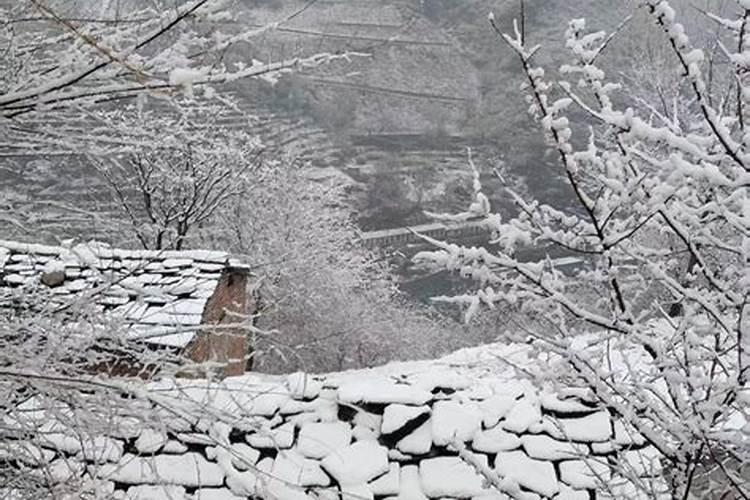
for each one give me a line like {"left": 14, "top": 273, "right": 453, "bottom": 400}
{"left": 472, "top": 426, "right": 522, "bottom": 453}
{"left": 45, "top": 261, "right": 69, "bottom": 285}
{"left": 321, "top": 441, "right": 389, "bottom": 485}
{"left": 297, "top": 421, "right": 352, "bottom": 458}
{"left": 495, "top": 451, "right": 559, "bottom": 498}
{"left": 431, "top": 400, "right": 481, "bottom": 446}
{"left": 419, "top": 456, "right": 488, "bottom": 497}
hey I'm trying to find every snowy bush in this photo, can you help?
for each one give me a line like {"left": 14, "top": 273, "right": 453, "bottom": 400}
{"left": 416, "top": 2, "right": 750, "bottom": 498}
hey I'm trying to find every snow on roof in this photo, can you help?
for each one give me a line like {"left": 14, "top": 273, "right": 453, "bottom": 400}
{"left": 0, "top": 239, "right": 247, "bottom": 347}
{"left": 2, "top": 344, "right": 668, "bottom": 499}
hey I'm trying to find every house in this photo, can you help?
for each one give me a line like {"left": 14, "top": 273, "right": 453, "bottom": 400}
{"left": 0, "top": 239, "right": 255, "bottom": 377}
{"left": 0, "top": 342, "right": 666, "bottom": 500}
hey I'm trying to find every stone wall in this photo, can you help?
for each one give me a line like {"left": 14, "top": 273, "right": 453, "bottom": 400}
{"left": 1, "top": 346, "right": 667, "bottom": 500}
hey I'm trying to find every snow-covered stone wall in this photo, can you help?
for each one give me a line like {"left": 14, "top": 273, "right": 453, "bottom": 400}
{"left": 3, "top": 346, "right": 665, "bottom": 500}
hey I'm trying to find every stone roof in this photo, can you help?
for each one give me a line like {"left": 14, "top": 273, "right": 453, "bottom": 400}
{"left": 0, "top": 240, "right": 248, "bottom": 347}
{"left": 2, "top": 344, "right": 666, "bottom": 500}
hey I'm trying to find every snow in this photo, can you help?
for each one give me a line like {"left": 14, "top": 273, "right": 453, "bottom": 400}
{"left": 193, "top": 489, "right": 244, "bottom": 500}
{"left": 381, "top": 404, "right": 430, "bottom": 434}
{"left": 419, "top": 456, "right": 487, "bottom": 497}
{"left": 225, "top": 469, "right": 259, "bottom": 496}
{"left": 539, "top": 393, "right": 594, "bottom": 414}
{"left": 472, "top": 426, "right": 522, "bottom": 453}
{"left": 246, "top": 422, "right": 295, "bottom": 449}
{"left": 555, "top": 484, "right": 590, "bottom": 500}
{"left": 40, "top": 433, "right": 123, "bottom": 463}
{"left": 161, "top": 439, "right": 188, "bottom": 455}
{"left": 341, "top": 483, "right": 374, "bottom": 500}
{"left": 297, "top": 421, "right": 352, "bottom": 458}
{"left": 494, "top": 451, "right": 559, "bottom": 498}
{"left": 271, "top": 450, "right": 330, "bottom": 487}
{"left": 554, "top": 412, "right": 612, "bottom": 442}
{"left": 613, "top": 420, "right": 645, "bottom": 446}
{"left": 369, "top": 462, "right": 400, "bottom": 496}
{"left": 0, "top": 441, "right": 54, "bottom": 465}
{"left": 397, "top": 419, "right": 433, "bottom": 455}
{"left": 431, "top": 400, "right": 482, "bottom": 446}
{"left": 622, "top": 447, "right": 663, "bottom": 476}
{"left": 99, "top": 453, "right": 224, "bottom": 487}
{"left": 297, "top": 422, "right": 352, "bottom": 458}
{"left": 287, "top": 372, "right": 322, "bottom": 399}
{"left": 479, "top": 395, "right": 518, "bottom": 428}
{"left": 502, "top": 398, "right": 542, "bottom": 434}
{"left": 520, "top": 435, "right": 588, "bottom": 460}
{"left": 353, "top": 409, "right": 382, "bottom": 435}
{"left": 559, "top": 459, "right": 610, "bottom": 489}
{"left": 321, "top": 440, "right": 389, "bottom": 485}
{"left": 337, "top": 380, "right": 432, "bottom": 405}
{"left": 397, "top": 465, "right": 428, "bottom": 500}
{"left": 228, "top": 443, "right": 260, "bottom": 470}
{"left": 135, "top": 429, "right": 168, "bottom": 454}
{"left": 124, "top": 485, "right": 187, "bottom": 500}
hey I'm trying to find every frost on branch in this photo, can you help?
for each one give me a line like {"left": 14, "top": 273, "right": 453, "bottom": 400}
{"left": 418, "top": 4, "right": 750, "bottom": 498}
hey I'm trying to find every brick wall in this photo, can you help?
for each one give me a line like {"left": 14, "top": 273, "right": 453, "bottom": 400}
{"left": 187, "top": 265, "right": 251, "bottom": 377}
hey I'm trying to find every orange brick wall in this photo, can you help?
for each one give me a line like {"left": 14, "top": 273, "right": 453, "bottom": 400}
{"left": 187, "top": 267, "right": 251, "bottom": 377}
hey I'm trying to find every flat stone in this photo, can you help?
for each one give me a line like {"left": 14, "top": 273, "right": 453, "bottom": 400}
{"left": 521, "top": 435, "right": 588, "bottom": 460}
{"left": 495, "top": 451, "right": 559, "bottom": 498}
{"left": 559, "top": 459, "right": 611, "bottom": 489}
{"left": 368, "top": 462, "right": 400, "bottom": 496}
{"left": 246, "top": 422, "right": 294, "bottom": 449}
{"left": 397, "top": 419, "right": 432, "bottom": 455}
{"left": 431, "top": 400, "right": 482, "bottom": 446}
{"left": 472, "top": 426, "right": 522, "bottom": 453}
{"left": 381, "top": 404, "right": 430, "bottom": 434}
{"left": 321, "top": 441, "right": 389, "bottom": 485}
{"left": 554, "top": 412, "right": 612, "bottom": 442}
{"left": 297, "top": 421, "right": 352, "bottom": 458}
{"left": 419, "top": 456, "right": 487, "bottom": 498}
{"left": 337, "top": 380, "right": 432, "bottom": 405}
{"left": 502, "top": 398, "right": 542, "bottom": 434}
{"left": 271, "top": 450, "right": 330, "bottom": 487}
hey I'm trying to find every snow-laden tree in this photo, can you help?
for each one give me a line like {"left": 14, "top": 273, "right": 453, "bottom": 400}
{"left": 90, "top": 101, "right": 262, "bottom": 251}
{"left": 202, "top": 162, "right": 469, "bottom": 373}
{"left": 0, "top": 0, "right": 357, "bottom": 153}
{"left": 415, "top": 1, "right": 749, "bottom": 498}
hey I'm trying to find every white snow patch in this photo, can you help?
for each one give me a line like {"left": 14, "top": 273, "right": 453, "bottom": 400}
{"left": 521, "top": 435, "right": 588, "bottom": 460}
{"left": 398, "top": 465, "right": 428, "bottom": 500}
{"left": 124, "top": 485, "right": 186, "bottom": 500}
{"left": 559, "top": 459, "right": 611, "bottom": 489}
{"left": 135, "top": 429, "right": 168, "bottom": 454}
{"left": 100, "top": 453, "right": 224, "bottom": 487}
{"left": 419, "top": 456, "right": 488, "bottom": 497}
{"left": 287, "top": 372, "right": 322, "bottom": 400}
{"left": 369, "top": 462, "right": 400, "bottom": 496}
{"left": 502, "top": 398, "right": 542, "bottom": 434}
{"left": 382, "top": 404, "right": 430, "bottom": 434}
{"left": 479, "top": 395, "right": 518, "bottom": 428}
{"left": 397, "top": 419, "right": 433, "bottom": 455}
{"left": 321, "top": 440, "right": 389, "bottom": 485}
{"left": 194, "top": 488, "right": 245, "bottom": 500}
{"left": 297, "top": 421, "right": 352, "bottom": 458}
{"left": 472, "top": 426, "right": 522, "bottom": 453}
{"left": 271, "top": 450, "right": 330, "bottom": 487}
{"left": 494, "top": 451, "right": 559, "bottom": 497}
{"left": 338, "top": 380, "right": 432, "bottom": 405}
{"left": 246, "top": 422, "right": 294, "bottom": 449}
{"left": 554, "top": 412, "right": 612, "bottom": 442}
{"left": 431, "top": 400, "right": 482, "bottom": 446}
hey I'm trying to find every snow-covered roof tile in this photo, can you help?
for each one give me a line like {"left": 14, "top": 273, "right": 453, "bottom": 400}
{"left": 0, "top": 239, "right": 247, "bottom": 348}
